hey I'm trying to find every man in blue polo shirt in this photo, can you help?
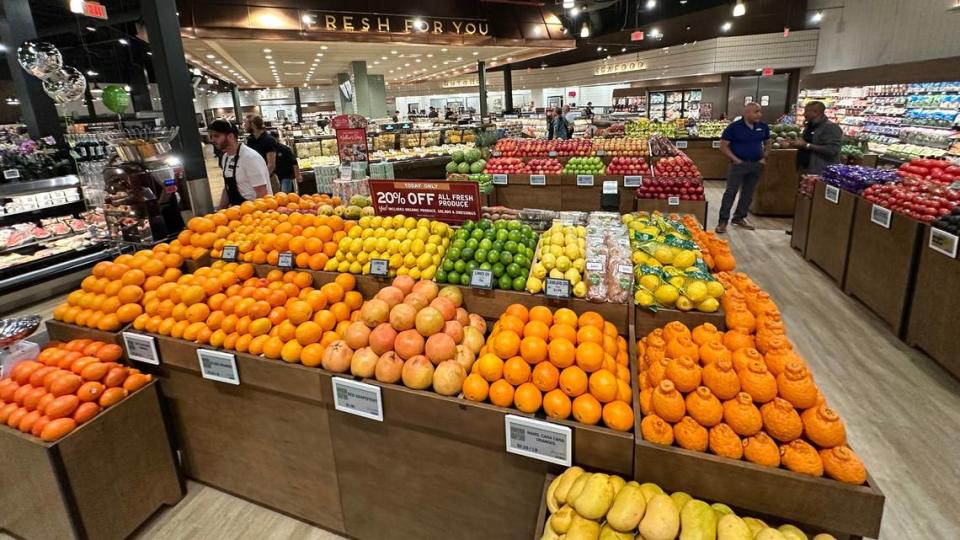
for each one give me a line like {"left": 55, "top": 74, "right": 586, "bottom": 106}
{"left": 716, "top": 102, "right": 770, "bottom": 233}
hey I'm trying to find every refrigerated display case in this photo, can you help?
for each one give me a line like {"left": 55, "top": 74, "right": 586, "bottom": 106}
{"left": 649, "top": 89, "right": 702, "bottom": 120}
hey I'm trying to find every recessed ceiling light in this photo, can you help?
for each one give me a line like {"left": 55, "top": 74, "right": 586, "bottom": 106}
{"left": 263, "top": 48, "right": 271, "bottom": 53}
{"left": 391, "top": 50, "right": 398, "bottom": 54}
{"left": 373, "top": 61, "right": 380, "bottom": 65}
{"left": 415, "top": 59, "right": 421, "bottom": 63}
{"left": 265, "top": 55, "right": 272, "bottom": 59}
{"left": 721, "top": 21, "right": 732, "bottom": 31}
{"left": 441, "top": 48, "right": 448, "bottom": 52}
{"left": 320, "top": 45, "right": 328, "bottom": 50}
{"left": 214, "top": 60, "right": 223, "bottom": 64}
{"left": 206, "top": 54, "right": 215, "bottom": 59}
{"left": 432, "top": 64, "right": 437, "bottom": 68}
{"left": 404, "top": 63, "right": 410, "bottom": 66}
{"left": 316, "top": 53, "right": 323, "bottom": 57}
{"left": 118, "top": 38, "right": 129, "bottom": 45}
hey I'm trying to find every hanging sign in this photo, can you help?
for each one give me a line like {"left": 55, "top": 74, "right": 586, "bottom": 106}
{"left": 332, "top": 114, "right": 370, "bottom": 163}
{"left": 368, "top": 180, "right": 481, "bottom": 223}
{"left": 81, "top": 1, "right": 108, "bottom": 19}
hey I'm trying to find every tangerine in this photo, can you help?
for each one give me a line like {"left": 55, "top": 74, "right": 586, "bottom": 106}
{"left": 572, "top": 394, "right": 602, "bottom": 425}
{"left": 462, "top": 373, "right": 489, "bottom": 402}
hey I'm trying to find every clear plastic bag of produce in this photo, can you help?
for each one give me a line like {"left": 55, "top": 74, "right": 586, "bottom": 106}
{"left": 585, "top": 254, "right": 608, "bottom": 302}
{"left": 633, "top": 264, "right": 721, "bottom": 312}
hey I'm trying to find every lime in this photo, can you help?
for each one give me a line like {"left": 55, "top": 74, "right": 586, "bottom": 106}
{"left": 498, "top": 274, "right": 513, "bottom": 290}
{"left": 507, "top": 221, "right": 521, "bottom": 231}
{"left": 465, "top": 238, "right": 479, "bottom": 250}
{"left": 492, "top": 262, "right": 505, "bottom": 277}
{"left": 496, "top": 229, "right": 509, "bottom": 242}
{"left": 453, "top": 260, "right": 466, "bottom": 273}
{"left": 459, "top": 273, "right": 471, "bottom": 286}
{"left": 500, "top": 252, "right": 514, "bottom": 265}
{"left": 514, "top": 254, "right": 529, "bottom": 268}
{"left": 462, "top": 221, "right": 475, "bottom": 231}
{"left": 507, "top": 263, "right": 521, "bottom": 278}
{"left": 447, "top": 247, "right": 461, "bottom": 261}
{"left": 512, "top": 276, "right": 526, "bottom": 291}
{"left": 480, "top": 262, "right": 492, "bottom": 271}
{"left": 479, "top": 238, "right": 493, "bottom": 250}
{"left": 442, "top": 259, "right": 454, "bottom": 272}
{"left": 470, "top": 228, "right": 484, "bottom": 240}
{"left": 474, "top": 249, "right": 487, "bottom": 262}
{"left": 487, "top": 250, "right": 500, "bottom": 264}
{"left": 466, "top": 260, "right": 478, "bottom": 274}
{"left": 461, "top": 247, "right": 474, "bottom": 261}
{"left": 504, "top": 240, "right": 518, "bottom": 253}
{"left": 436, "top": 269, "right": 448, "bottom": 283}
{"left": 447, "top": 270, "right": 460, "bottom": 284}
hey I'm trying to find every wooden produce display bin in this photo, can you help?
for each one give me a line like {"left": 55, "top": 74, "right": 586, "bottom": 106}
{"left": 45, "top": 319, "right": 126, "bottom": 347}
{"left": 749, "top": 149, "right": 799, "bottom": 217}
{"left": 490, "top": 175, "right": 563, "bottom": 211}
{"left": 805, "top": 181, "right": 859, "bottom": 286}
{"left": 182, "top": 251, "right": 213, "bottom": 273}
{"left": 633, "top": 306, "right": 726, "bottom": 340}
{"left": 632, "top": 440, "right": 884, "bottom": 539}
{"left": 906, "top": 226, "right": 960, "bottom": 378}
{"left": 791, "top": 191, "right": 813, "bottom": 256}
{"left": 138, "top": 333, "right": 347, "bottom": 535}
{"left": 634, "top": 198, "right": 708, "bottom": 227}
{"left": 843, "top": 202, "right": 923, "bottom": 336}
{"left": 678, "top": 139, "right": 728, "bottom": 180}
{"left": 559, "top": 173, "right": 606, "bottom": 212}
{"left": 0, "top": 381, "right": 184, "bottom": 540}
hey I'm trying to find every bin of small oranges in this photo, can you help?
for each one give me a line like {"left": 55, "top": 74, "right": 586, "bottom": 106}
{"left": 463, "top": 304, "right": 634, "bottom": 432}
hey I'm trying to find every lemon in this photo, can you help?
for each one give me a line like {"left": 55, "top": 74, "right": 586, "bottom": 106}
{"left": 639, "top": 274, "right": 661, "bottom": 291}
{"left": 361, "top": 228, "right": 374, "bottom": 239}
{"left": 357, "top": 252, "right": 370, "bottom": 264}
{"left": 706, "top": 281, "right": 725, "bottom": 298}
{"left": 668, "top": 276, "right": 686, "bottom": 289}
{"left": 676, "top": 296, "right": 694, "bottom": 311}
{"left": 370, "top": 216, "right": 383, "bottom": 228}
{"left": 387, "top": 239, "right": 401, "bottom": 254}
{"left": 375, "top": 238, "right": 389, "bottom": 252}
{"left": 564, "top": 268, "right": 581, "bottom": 285}
{"left": 432, "top": 254, "right": 442, "bottom": 265}
{"left": 572, "top": 281, "right": 587, "bottom": 297}
{"left": 349, "top": 261, "right": 362, "bottom": 274}
{"left": 565, "top": 244, "right": 580, "bottom": 260}
{"left": 654, "top": 247, "right": 674, "bottom": 264}
{"left": 417, "top": 253, "right": 432, "bottom": 269}
{"left": 324, "top": 259, "right": 338, "bottom": 271}
{"left": 526, "top": 277, "right": 543, "bottom": 293}
{"left": 411, "top": 239, "right": 425, "bottom": 256}
{"left": 575, "top": 226, "right": 586, "bottom": 238}
{"left": 632, "top": 251, "right": 649, "bottom": 265}
{"left": 549, "top": 268, "right": 565, "bottom": 279}
{"left": 421, "top": 266, "right": 436, "bottom": 280}
{"left": 338, "top": 237, "right": 352, "bottom": 251}
{"left": 362, "top": 237, "right": 377, "bottom": 252}
{"left": 556, "top": 255, "right": 572, "bottom": 272}
{"left": 673, "top": 250, "right": 697, "bottom": 269}
{"left": 647, "top": 258, "right": 662, "bottom": 268}
{"left": 550, "top": 233, "right": 564, "bottom": 246}
{"left": 697, "top": 297, "right": 719, "bottom": 313}
{"left": 541, "top": 253, "right": 557, "bottom": 270}
{"left": 350, "top": 238, "right": 363, "bottom": 254}
{"left": 549, "top": 245, "right": 563, "bottom": 258}
{"left": 408, "top": 267, "right": 421, "bottom": 280}
{"left": 685, "top": 280, "right": 708, "bottom": 302}
{"left": 403, "top": 217, "right": 417, "bottom": 229}
{"left": 654, "top": 284, "right": 680, "bottom": 306}
{"left": 383, "top": 229, "right": 395, "bottom": 240}
{"left": 531, "top": 263, "right": 547, "bottom": 279}
{"left": 635, "top": 289, "right": 655, "bottom": 307}
{"left": 348, "top": 226, "right": 363, "bottom": 238}
{"left": 362, "top": 262, "right": 370, "bottom": 274}
{"left": 416, "top": 228, "right": 430, "bottom": 241}
{"left": 417, "top": 218, "right": 430, "bottom": 229}
{"left": 345, "top": 252, "right": 356, "bottom": 263}
{"left": 337, "top": 261, "right": 350, "bottom": 273}
{"left": 359, "top": 216, "right": 372, "bottom": 228}
{"left": 395, "top": 227, "right": 408, "bottom": 239}
{"left": 400, "top": 239, "right": 412, "bottom": 253}
{"left": 396, "top": 266, "right": 409, "bottom": 276}
{"left": 573, "top": 258, "right": 585, "bottom": 273}
{"left": 389, "top": 254, "right": 403, "bottom": 268}
{"left": 403, "top": 253, "right": 417, "bottom": 267}
{"left": 428, "top": 234, "right": 441, "bottom": 245}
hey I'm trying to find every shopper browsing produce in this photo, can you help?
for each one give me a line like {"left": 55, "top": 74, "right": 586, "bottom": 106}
{"left": 553, "top": 107, "right": 571, "bottom": 140}
{"left": 716, "top": 103, "right": 770, "bottom": 233}
{"left": 792, "top": 101, "right": 843, "bottom": 174}
{"left": 244, "top": 115, "right": 280, "bottom": 191}
{"left": 209, "top": 120, "right": 273, "bottom": 208}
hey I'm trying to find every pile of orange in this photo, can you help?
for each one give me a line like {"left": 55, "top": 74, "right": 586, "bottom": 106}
{"left": 132, "top": 262, "right": 362, "bottom": 366}
{"left": 53, "top": 247, "right": 186, "bottom": 331}
{"left": 0, "top": 339, "right": 152, "bottom": 442}
{"left": 463, "top": 305, "right": 634, "bottom": 432}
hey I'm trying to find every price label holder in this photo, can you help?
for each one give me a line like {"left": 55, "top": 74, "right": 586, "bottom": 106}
{"left": 676, "top": 140, "right": 689, "bottom": 149}
{"left": 220, "top": 245, "right": 238, "bottom": 261}
{"left": 548, "top": 151, "right": 558, "bottom": 157}
{"left": 576, "top": 175, "right": 595, "bottom": 187}
{"left": 596, "top": 149, "right": 605, "bottom": 156}
{"left": 825, "top": 185, "right": 840, "bottom": 204}
{"left": 123, "top": 332, "right": 159, "bottom": 365}
{"left": 492, "top": 174, "right": 508, "bottom": 185}
{"left": 197, "top": 349, "right": 240, "bottom": 385}
{"left": 929, "top": 228, "right": 958, "bottom": 258}
{"left": 504, "top": 414, "right": 572, "bottom": 466}
{"left": 529, "top": 174, "right": 546, "bottom": 186}
{"left": 617, "top": 264, "right": 633, "bottom": 274}
{"left": 470, "top": 268, "right": 494, "bottom": 289}
{"left": 668, "top": 196, "right": 680, "bottom": 206}
{"left": 332, "top": 377, "right": 383, "bottom": 422}
{"left": 950, "top": 180, "right": 960, "bottom": 192}
{"left": 712, "top": 140, "right": 722, "bottom": 149}
{"left": 3, "top": 169, "right": 20, "bottom": 180}
{"left": 623, "top": 176, "right": 642, "bottom": 188}
{"left": 602, "top": 181, "right": 618, "bottom": 195}
{"left": 585, "top": 260, "right": 604, "bottom": 272}
{"left": 277, "top": 251, "right": 294, "bottom": 269}
{"left": 492, "top": 150, "right": 502, "bottom": 157}
{"left": 544, "top": 278, "right": 571, "bottom": 299}
{"left": 369, "top": 258, "right": 389, "bottom": 278}
{"left": 870, "top": 204, "right": 892, "bottom": 229}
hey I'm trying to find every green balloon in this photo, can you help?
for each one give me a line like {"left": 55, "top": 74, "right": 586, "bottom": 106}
{"left": 102, "top": 85, "right": 130, "bottom": 114}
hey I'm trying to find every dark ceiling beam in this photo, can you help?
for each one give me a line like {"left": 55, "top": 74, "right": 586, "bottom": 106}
{"left": 37, "top": 9, "right": 141, "bottom": 38}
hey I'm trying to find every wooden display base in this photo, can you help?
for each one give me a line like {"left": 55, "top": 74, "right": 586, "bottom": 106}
{"left": 0, "top": 381, "right": 183, "bottom": 540}
{"left": 843, "top": 203, "right": 923, "bottom": 336}
{"left": 750, "top": 149, "right": 799, "bottom": 217}
{"left": 45, "top": 319, "right": 126, "bottom": 347}
{"left": 632, "top": 440, "right": 884, "bottom": 539}
{"left": 489, "top": 174, "right": 634, "bottom": 213}
{"left": 182, "top": 252, "right": 213, "bottom": 274}
{"left": 791, "top": 191, "right": 813, "bottom": 256}
{"left": 634, "top": 198, "right": 708, "bottom": 227}
{"left": 805, "top": 181, "right": 858, "bottom": 286}
{"left": 906, "top": 226, "right": 960, "bottom": 378}
{"left": 634, "top": 306, "right": 726, "bottom": 340}
{"left": 679, "top": 140, "right": 729, "bottom": 180}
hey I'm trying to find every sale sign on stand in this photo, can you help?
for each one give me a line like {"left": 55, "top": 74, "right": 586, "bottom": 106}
{"left": 332, "top": 114, "right": 369, "bottom": 163}
{"left": 368, "top": 180, "right": 482, "bottom": 223}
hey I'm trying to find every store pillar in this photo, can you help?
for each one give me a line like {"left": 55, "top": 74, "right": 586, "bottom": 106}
{"left": 294, "top": 87, "right": 303, "bottom": 123}
{"left": 478, "top": 60, "right": 488, "bottom": 118}
{"left": 368, "top": 75, "right": 387, "bottom": 118}
{"left": 0, "top": 0, "right": 63, "bottom": 145}
{"left": 503, "top": 65, "right": 513, "bottom": 114}
{"left": 231, "top": 85, "right": 243, "bottom": 122}
{"left": 140, "top": 0, "right": 205, "bottom": 182}
{"left": 129, "top": 64, "right": 153, "bottom": 112}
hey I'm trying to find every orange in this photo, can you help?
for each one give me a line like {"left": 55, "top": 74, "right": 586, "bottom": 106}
{"left": 267, "top": 307, "right": 287, "bottom": 326}
{"left": 248, "top": 300, "right": 272, "bottom": 320}
{"left": 287, "top": 300, "right": 313, "bottom": 325}
{"left": 343, "top": 291, "right": 363, "bottom": 311}
{"left": 293, "top": 272, "right": 313, "bottom": 289}
{"left": 543, "top": 389, "right": 572, "bottom": 419}
{"left": 209, "top": 329, "right": 228, "bottom": 348}
{"left": 186, "top": 303, "right": 210, "bottom": 324}
{"left": 559, "top": 366, "right": 588, "bottom": 397}
{"left": 588, "top": 369, "right": 619, "bottom": 403}
{"left": 320, "top": 331, "right": 340, "bottom": 347}
{"left": 602, "top": 334, "right": 619, "bottom": 356}
{"left": 576, "top": 325, "right": 604, "bottom": 346}
{"left": 295, "top": 321, "right": 322, "bottom": 346}
{"left": 314, "top": 310, "right": 337, "bottom": 331}
{"left": 141, "top": 259, "right": 165, "bottom": 277}
{"left": 492, "top": 331, "right": 521, "bottom": 359}
{"left": 117, "top": 285, "right": 144, "bottom": 304}
{"left": 116, "top": 303, "right": 142, "bottom": 323}
{"left": 97, "top": 314, "right": 121, "bottom": 332}
{"left": 247, "top": 335, "right": 270, "bottom": 355}
{"left": 234, "top": 334, "right": 253, "bottom": 353}
{"left": 553, "top": 308, "right": 578, "bottom": 328}
{"left": 321, "top": 283, "right": 344, "bottom": 303}
{"left": 488, "top": 379, "right": 515, "bottom": 408}
{"left": 577, "top": 311, "right": 604, "bottom": 330}
{"left": 276, "top": 321, "right": 298, "bottom": 342}
{"left": 514, "top": 382, "right": 542, "bottom": 413}
{"left": 504, "top": 304, "right": 529, "bottom": 324}
{"left": 519, "top": 336, "right": 548, "bottom": 364}
{"left": 498, "top": 315, "right": 525, "bottom": 335}
{"left": 262, "top": 336, "right": 285, "bottom": 359}
{"left": 144, "top": 315, "right": 163, "bottom": 333}
{"left": 616, "top": 379, "right": 632, "bottom": 403}
{"left": 522, "top": 320, "right": 550, "bottom": 341}
{"left": 334, "top": 273, "right": 355, "bottom": 292}
{"left": 143, "top": 276, "right": 166, "bottom": 291}
{"left": 575, "top": 342, "right": 604, "bottom": 373}
{"left": 462, "top": 373, "right": 489, "bottom": 402}
{"left": 280, "top": 340, "right": 302, "bottom": 363}
{"left": 531, "top": 362, "right": 560, "bottom": 392}
{"left": 329, "top": 302, "right": 351, "bottom": 322}
{"left": 249, "top": 318, "right": 272, "bottom": 337}
{"left": 604, "top": 321, "right": 619, "bottom": 339}
{"left": 477, "top": 353, "right": 504, "bottom": 382}
{"left": 181, "top": 285, "right": 205, "bottom": 306}
{"left": 548, "top": 338, "right": 576, "bottom": 368}
{"left": 528, "top": 305, "right": 553, "bottom": 325}
{"left": 572, "top": 394, "right": 602, "bottom": 425}
{"left": 503, "top": 357, "right": 532, "bottom": 386}
{"left": 300, "top": 343, "right": 324, "bottom": 367}
{"left": 548, "top": 323, "right": 577, "bottom": 343}
{"left": 170, "top": 320, "right": 190, "bottom": 339}
{"left": 602, "top": 401, "right": 634, "bottom": 432}
{"left": 121, "top": 269, "right": 146, "bottom": 286}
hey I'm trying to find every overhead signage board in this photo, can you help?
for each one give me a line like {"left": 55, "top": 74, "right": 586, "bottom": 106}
{"left": 594, "top": 60, "right": 647, "bottom": 77}
{"left": 442, "top": 78, "right": 479, "bottom": 89}
{"left": 302, "top": 12, "right": 490, "bottom": 36}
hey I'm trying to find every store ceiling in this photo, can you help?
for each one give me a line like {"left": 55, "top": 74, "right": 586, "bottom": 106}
{"left": 181, "top": 39, "right": 561, "bottom": 89}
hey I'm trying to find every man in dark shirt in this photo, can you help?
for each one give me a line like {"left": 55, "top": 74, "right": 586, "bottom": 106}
{"left": 428, "top": 107, "right": 439, "bottom": 118}
{"left": 274, "top": 142, "right": 301, "bottom": 194}
{"left": 244, "top": 115, "right": 279, "bottom": 193}
{"left": 444, "top": 108, "right": 456, "bottom": 120}
{"left": 716, "top": 103, "right": 770, "bottom": 233}
{"left": 792, "top": 101, "right": 843, "bottom": 174}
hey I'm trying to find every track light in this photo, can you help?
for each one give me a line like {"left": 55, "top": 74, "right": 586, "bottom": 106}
{"left": 733, "top": 1, "right": 746, "bottom": 17}
{"left": 580, "top": 22, "right": 590, "bottom": 38}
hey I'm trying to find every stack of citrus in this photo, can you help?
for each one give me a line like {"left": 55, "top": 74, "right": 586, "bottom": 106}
{"left": 464, "top": 305, "right": 634, "bottom": 431}
{"left": 0, "top": 339, "right": 152, "bottom": 442}
{"left": 53, "top": 246, "right": 186, "bottom": 331}
{"left": 324, "top": 214, "right": 452, "bottom": 278}
{"left": 320, "top": 275, "right": 488, "bottom": 397}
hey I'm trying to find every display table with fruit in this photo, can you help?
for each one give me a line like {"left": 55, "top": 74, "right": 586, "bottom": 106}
{"left": 749, "top": 148, "right": 800, "bottom": 217}
{"left": 0, "top": 375, "right": 182, "bottom": 540}
{"left": 906, "top": 225, "right": 960, "bottom": 379}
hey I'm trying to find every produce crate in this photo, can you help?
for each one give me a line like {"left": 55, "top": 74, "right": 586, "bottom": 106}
{"left": 791, "top": 191, "right": 813, "bottom": 256}
{"left": 559, "top": 174, "right": 605, "bottom": 213}
{"left": 906, "top": 226, "right": 960, "bottom": 378}
{"left": 0, "top": 380, "right": 183, "bottom": 540}
{"left": 843, "top": 201, "right": 923, "bottom": 336}
{"left": 531, "top": 472, "right": 557, "bottom": 540}
{"left": 634, "top": 199, "right": 708, "bottom": 228}
{"left": 749, "top": 149, "right": 799, "bottom": 217}
{"left": 182, "top": 251, "right": 213, "bottom": 273}
{"left": 678, "top": 140, "right": 729, "bottom": 180}
{"left": 631, "top": 440, "right": 885, "bottom": 539}
{"left": 633, "top": 306, "right": 726, "bottom": 340}
{"left": 45, "top": 319, "right": 126, "bottom": 347}
{"left": 805, "top": 181, "right": 858, "bottom": 286}
{"left": 491, "top": 175, "right": 563, "bottom": 211}
{"left": 137, "top": 333, "right": 347, "bottom": 535}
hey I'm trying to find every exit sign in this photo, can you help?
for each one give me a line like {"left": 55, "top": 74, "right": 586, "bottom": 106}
{"left": 761, "top": 67, "right": 774, "bottom": 77}
{"left": 630, "top": 31, "right": 644, "bottom": 41}
{"left": 83, "top": 1, "right": 108, "bottom": 19}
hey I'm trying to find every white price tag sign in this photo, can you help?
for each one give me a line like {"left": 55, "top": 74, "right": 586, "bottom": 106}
{"left": 470, "top": 269, "right": 494, "bottom": 289}
{"left": 676, "top": 140, "right": 689, "bottom": 149}
{"left": 623, "top": 176, "right": 642, "bottom": 187}
{"left": 369, "top": 259, "right": 389, "bottom": 277}
{"left": 668, "top": 196, "right": 680, "bottom": 205}
{"left": 492, "top": 150, "right": 502, "bottom": 157}
{"left": 602, "top": 181, "right": 618, "bottom": 195}
{"left": 595, "top": 149, "right": 606, "bottom": 156}
{"left": 332, "top": 377, "right": 383, "bottom": 421}
{"left": 197, "top": 349, "right": 239, "bottom": 385}
{"left": 544, "top": 278, "right": 571, "bottom": 299}
{"left": 548, "top": 151, "right": 558, "bottom": 157}
{"left": 825, "top": 185, "right": 840, "bottom": 204}
{"left": 505, "top": 414, "right": 572, "bottom": 466}
{"left": 586, "top": 260, "right": 604, "bottom": 272}
{"left": 529, "top": 174, "right": 546, "bottom": 186}
{"left": 123, "top": 332, "right": 159, "bottom": 365}
{"left": 220, "top": 245, "right": 239, "bottom": 261}
{"left": 277, "top": 251, "right": 294, "bottom": 269}
{"left": 617, "top": 264, "right": 633, "bottom": 274}
{"left": 870, "top": 204, "right": 892, "bottom": 229}
{"left": 950, "top": 180, "right": 960, "bottom": 192}
{"left": 929, "top": 228, "right": 958, "bottom": 258}
{"left": 712, "top": 140, "right": 721, "bottom": 149}
{"left": 492, "top": 174, "right": 508, "bottom": 185}
{"left": 3, "top": 169, "right": 20, "bottom": 179}
{"left": 576, "top": 175, "right": 595, "bottom": 187}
